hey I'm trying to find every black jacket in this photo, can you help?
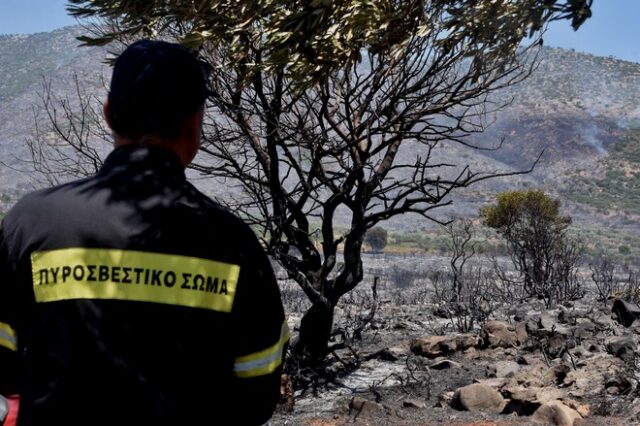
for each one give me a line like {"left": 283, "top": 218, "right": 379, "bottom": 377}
{"left": 0, "top": 144, "right": 287, "bottom": 426}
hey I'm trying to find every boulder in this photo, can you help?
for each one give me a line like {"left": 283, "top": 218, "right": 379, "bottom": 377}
{"left": 606, "top": 336, "right": 637, "bottom": 361}
{"left": 502, "top": 386, "right": 566, "bottom": 416}
{"left": 539, "top": 313, "right": 558, "bottom": 330}
{"left": 349, "top": 397, "right": 384, "bottom": 414}
{"left": 486, "top": 360, "right": 520, "bottom": 378}
{"left": 436, "top": 391, "right": 455, "bottom": 408}
{"left": 545, "top": 333, "right": 574, "bottom": 359}
{"left": 402, "top": 398, "right": 426, "bottom": 409}
{"left": 612, "top": 299, "right": 640, "bottom": 327}
{"left": 532, "top": 401, "right": 582, "bottom": 426}
{"left": 366, "top": 344, "right": 408, "bottom": 361}
{"left": 429, "top": 359, "right": 462, "bottom": 370}
{"left": 450, "top": 383, "right": 506, "bottom": 413}
{"left": 410, "top": 334, "right": 480, "bottom": 358}
{"left": 481, "top": 320, "right": 523, "bottom": 348}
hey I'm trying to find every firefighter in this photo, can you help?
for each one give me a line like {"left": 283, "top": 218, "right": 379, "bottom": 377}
{"left": 0, "top": 40, "right": 287, "bottom": 426}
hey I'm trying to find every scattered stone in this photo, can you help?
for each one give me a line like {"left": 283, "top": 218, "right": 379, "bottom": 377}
{"left": 410, "top": 334, "right": 481, "bottom": 358}
{"left": 486, "top": 360, "right": 520, "bottom": 378}
{"left": 606, "top": 336, "right": 637, "bottom": 361}
{"left": 349, "top": 397, "right": 384, "bottom": 414}
{"left": 433, "top": 305, "right": 451, "bottom": 319}
{"left": 503, "top": 386, "right": 565, "bottom": 416}
{"left": 539, "top": 313, "right": 558, "bottom": 330}
{"left": 561, "top": 399, "right": 590, "bottom": 418}
{"left": 515, "top": 322, "right": 529, "bottom": 344}
{"left": 450, "top": 383, "right": 506, "bottom": 413}
{"left": 532, "top": 400, "right": 582, "bottom": 426}
{"left": 429, "top": 359, "right": 461, "bottom": 370}
{"left": 545, "top": 333, "right": 570, "bottom": 359}
{"left": 567, "top": 355, "right": 624, "bottom": 398}
{"left": 402, "top": 398, "right": 426, "bottom": 409}
{"left": 551, "top": 364, "right": 571, "bottom": 384}
{"left": 436, "top": 391, "right": 454, "bottom": 408}
{"left": 612, "top": 299, "right": 640, "bottom": 327}
{"left": 481, "top": 320, "right": 522, "bottom": 348}
{"left": 475, "top": 377, "right": 509, "bottom": 389}
{"left": 513, "top": 310, "right": 528, "bottom": 322}
{"left": 366, "top": 344, "right": 408, "bottom": 361}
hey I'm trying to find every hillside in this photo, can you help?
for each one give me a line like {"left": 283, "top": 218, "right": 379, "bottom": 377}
{"left": 0, "top": 27, "right": 639, "bottom": 236}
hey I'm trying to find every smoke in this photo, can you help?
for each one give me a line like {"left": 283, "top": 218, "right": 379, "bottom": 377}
{"left": 577, "top": 121, "right": 607, "bottom": 155}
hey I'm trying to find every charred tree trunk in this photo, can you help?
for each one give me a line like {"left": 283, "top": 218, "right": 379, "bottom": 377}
{"left": 293, "top": 301, "right": 335, "bottom": 366}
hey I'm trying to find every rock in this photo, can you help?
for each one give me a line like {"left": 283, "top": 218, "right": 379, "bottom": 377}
{"left": 532, "top": 401, "right": 582, "bottom": 426}
{"left": 539, "top": 313, "right": 558, "bottom": 330}
{"left": 586, "top": 343, "right": 602, "bottom": 353}
{"left": 349, "top": 397, "right": 384, "bottom": 414}
{"left": 562, "top": 399, "right": 590, "bottom": 418}
{"left": 510, "top": 363, "right": 559, "bottom": 388}
{"left": 503, "top": 386, "right": 566, "bottom": 416}
{"left": 429, "top": 359, "right": 461, "bottom": 370}
{"left": 475, "top": 377, "right": 509, "bottom": 389}
{"left": 486, "top": 360, "right": 520, "bottom": 378}
{"left": 567, "top": 355, "right": 625, "bottom": 398}
{"left": 612, "top": 299, "right": 640, "bottom": 327}
{"left": 366, "top": 344, "right": 408, "bottom": 361}
{"left": 402, "top": 398, "right": 426, "bottom": 409}
{"left": 604, "top": 371, "right": 633, "bottom": 394}
{"left": 606, "top": 336, "right": 637, "bottom": 361}
{"left": 515, "top": 322, "right": 529, "bottom": 344}
{"left": 572, "top": 319, "right": 597, "bottom": 343}
{"left": 410, "top": 334, "right": 480, "bottom": 358}
{"left": 450, "top": 383, "right": 506, "bottom": 413}
{"left": 481, "top": 320, "right": 523, "bottom": 348}
{"left": 433, "top": 305, "right": 451, "bottom": 319}
{"left": 545, "top": 333, "right": 571, "bottom": 359}
{"left": 436, "top": 391, "right": 455, "bottom": 408}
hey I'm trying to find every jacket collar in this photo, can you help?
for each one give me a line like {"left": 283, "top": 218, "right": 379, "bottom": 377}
{"left": 100, "top": 144, "right": 186, "bottom": 181}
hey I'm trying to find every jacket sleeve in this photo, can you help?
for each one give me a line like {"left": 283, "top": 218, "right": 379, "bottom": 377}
{"left": 228, "top": 228, "right": 288, "bottom": 425}
{"left": 0, "top": 222, "right": 20, "bottom": 396}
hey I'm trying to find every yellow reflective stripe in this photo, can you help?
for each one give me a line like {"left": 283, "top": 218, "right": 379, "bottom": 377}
{"left": 0, "top": 322, "right": 17, "bottom": 352}
{"left": 234, "top": 321, "right": 290, "bottom": 378}
{"left": 31, "top": 248, "right": 240, "bottom": 313}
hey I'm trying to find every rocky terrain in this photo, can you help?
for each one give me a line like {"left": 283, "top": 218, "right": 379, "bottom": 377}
{"left": 272, "top": 254, "right": 640, "bottom": 425}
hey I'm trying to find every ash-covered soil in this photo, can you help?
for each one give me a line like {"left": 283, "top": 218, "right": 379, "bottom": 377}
{"left": 270, "top": 254, "right": 640, "bottom": 426}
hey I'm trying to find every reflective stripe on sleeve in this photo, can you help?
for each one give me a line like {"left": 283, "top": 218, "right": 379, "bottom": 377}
{"left": 234, "top": 320, "right": 290, "bottom": 378}
{"left": 0, "top": 322, "right": 17, "bottom": 352}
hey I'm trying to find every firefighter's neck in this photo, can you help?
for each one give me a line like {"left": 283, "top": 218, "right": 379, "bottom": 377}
{"left": 113, "top": 111, "right": 202, "bottom": 169}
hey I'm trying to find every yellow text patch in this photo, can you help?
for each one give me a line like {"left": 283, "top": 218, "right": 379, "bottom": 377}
{"left": 31, "top": 248, "right": 240, "bottom": 312}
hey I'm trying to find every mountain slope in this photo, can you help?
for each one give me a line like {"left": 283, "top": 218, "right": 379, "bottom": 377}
{"left": 0, "top": 27, "right": 639, "bottom": 234}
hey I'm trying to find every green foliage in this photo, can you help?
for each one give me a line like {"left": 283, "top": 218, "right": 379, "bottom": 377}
{"left": 481, "top": 189, "right": 571, "bottom": 236}
{"left": 481, "top": 190, "right": 579, "bottom": 305}
{"left": 67, "top": 0, "right": 592, "bottom": 83}
{"left": 365, "top": 226, "right": 388, "bottom": 253}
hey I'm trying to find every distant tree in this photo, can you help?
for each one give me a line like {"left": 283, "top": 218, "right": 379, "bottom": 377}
{"left": 481, "top": 190, "right": 584, "bottom": 306}
{"left": 445, "top": 219, "right": 477, "bottom": 301}
{"left": 33, "top": 2, "right": 593, "bottom": 365}
{"left": 365, "top": 226, "right": 388, "bottom": 253}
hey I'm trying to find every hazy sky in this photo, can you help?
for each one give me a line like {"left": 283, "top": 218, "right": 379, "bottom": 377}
{"left": 0, "top": 0, "right": 638, "bottom": 63}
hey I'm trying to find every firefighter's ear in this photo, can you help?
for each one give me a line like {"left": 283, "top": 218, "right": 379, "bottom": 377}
{"left": 178, "top": 108, "right": 203, "bottom": 167}
{"left": 103, "top": 100, "right": 113, "bottom": 130}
